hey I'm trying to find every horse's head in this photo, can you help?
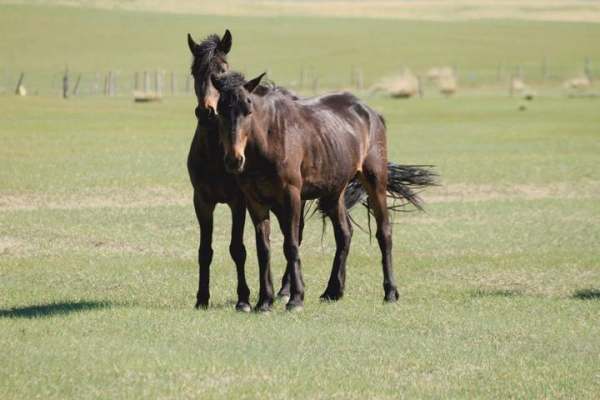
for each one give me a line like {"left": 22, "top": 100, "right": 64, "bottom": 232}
{"left": 188, "top": 29, "right": 232, "bottom": 113}
{"left": 211, "top": 72, "right": 265, "bottom": 174}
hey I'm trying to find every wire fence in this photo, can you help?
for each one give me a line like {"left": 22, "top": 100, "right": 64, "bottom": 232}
{"left": 0, "top": 59, "right": 597, "bottom": 98}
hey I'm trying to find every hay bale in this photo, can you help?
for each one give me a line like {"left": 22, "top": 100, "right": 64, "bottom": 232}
{"left": 511, "top": 78, "right": 526, "bottom": 93}
{"left": 511, "top": 78, "right": 535, "bottom": 99}
{"left": 133, "top": 90, "right": 162, "bottom": 103}
{"left": 426, "top": 66, "right": 453, "bottom": 81}
{"left": 374, "top": 69, "right": 419, "bottom": 98}
{"left": 564, "top": 75, "right": 591, "bottom": 91}
{"left": 439, "top": 75, "right": 457, "bottom": 96}
{"left": 427, "top": 66, "right": 458, "bottom": 96}
{"left": 16, "top": 85, "right": 27, "bottom": 96}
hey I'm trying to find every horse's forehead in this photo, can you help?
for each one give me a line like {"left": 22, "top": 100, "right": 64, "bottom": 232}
{"left": 193, "top": 52, "right": 227, "bottom": 76}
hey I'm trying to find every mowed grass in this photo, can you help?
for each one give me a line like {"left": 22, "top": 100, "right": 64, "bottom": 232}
{"left": 1, "top": 3, "right": 600, "bottom": 398}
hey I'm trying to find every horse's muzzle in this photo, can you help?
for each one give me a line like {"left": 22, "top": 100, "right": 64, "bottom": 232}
{"left": 224, "top": 154, "right": 245, "bottom": 174}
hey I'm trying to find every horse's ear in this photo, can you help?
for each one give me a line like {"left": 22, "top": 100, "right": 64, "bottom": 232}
{"left": 218, "top": 29, "right": 232, "bottom": 54}
{"left": 244, "top": 72, "right": 266, "bottom": 93}
{"left": 187, "top": 33, "right": 200, "bottom": 56}
{"left": 210, "top": 74, "right": 223, "bottom": 91}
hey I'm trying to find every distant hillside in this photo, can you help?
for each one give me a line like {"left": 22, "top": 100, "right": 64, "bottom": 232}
{"left": 2, "top": 0, "right": 600, "bottom": 22}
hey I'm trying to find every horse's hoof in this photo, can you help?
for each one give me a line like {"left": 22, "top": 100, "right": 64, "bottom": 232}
{"left": 254, "top": 303, "right": 273, "bottom": 313}
{"left": 278, "top": 294, "right": 290, "bottom": 304}
{"left": 195, "top": 300, "right": 209, "bottom": 309}
{"left": 235, "top": 302, "right": 252, "bottom": 313}
{"left": 384, "top": 288, "right": 400, "bottom": 303}
{"left": 286, "top": 302, "right": 304, "bottom": 312}
{"left": 320, "top": 291, "right": 343, "bottom": 302}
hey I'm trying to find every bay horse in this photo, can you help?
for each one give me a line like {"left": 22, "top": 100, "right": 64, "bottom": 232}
{"left": 210, "top": 71, "right": 436, "bottom": 311}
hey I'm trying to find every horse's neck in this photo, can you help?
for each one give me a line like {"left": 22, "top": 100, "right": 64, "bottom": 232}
{"left": 248, "top": 95, "right": 285, "bottom": 158}
{"left": 192, "top": 115, "right": 222, "bottom": 159}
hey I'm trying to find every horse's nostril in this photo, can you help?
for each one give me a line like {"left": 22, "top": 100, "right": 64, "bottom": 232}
{"left": 224, "top": 155, "right": 244, "bottom": 173}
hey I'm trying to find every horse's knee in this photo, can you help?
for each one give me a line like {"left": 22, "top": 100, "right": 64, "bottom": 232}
{"left": 229, "top": 243, "right": 246, "bottom": 265}
{"left": 283, "top": 241, "right": 300, "bottom": 262}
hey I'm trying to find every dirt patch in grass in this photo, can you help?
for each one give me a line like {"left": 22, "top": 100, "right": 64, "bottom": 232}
{"left": 0, "top": 236, "right": 25, "bottom": 255}
{"left": 0, "top": 187, "right": 189, "bottom": 211}
{"left": 1, "top": 181, "right": 598, "bottom": 212}
{"left": 426, "top": 181, "right": 600, "bottom": 204}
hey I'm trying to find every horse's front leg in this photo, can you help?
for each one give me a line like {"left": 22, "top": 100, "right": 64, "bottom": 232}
{"left": 277, "top": 200, "right": 305, "bottom": 302}
{"left": 193, "top": 191, "right": 216, "bottom": 309}
{"left": 248, "top": 201, "right": 274, "bottom": 312}
{"left": 228, "top": 197, "right": 251, "bottom": 312}
{"left": 279, "top": 187, "right": 304, "bottom": 311}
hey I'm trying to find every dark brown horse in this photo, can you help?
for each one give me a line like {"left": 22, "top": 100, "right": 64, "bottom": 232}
{"left": 187, "top": 31, "right": 314, "bottom": 311}
{"left": 211, "top": 72, "right": 436, "bottom": 311}
{"left": 187, "top": 31, "right": 257, "bottom": 312}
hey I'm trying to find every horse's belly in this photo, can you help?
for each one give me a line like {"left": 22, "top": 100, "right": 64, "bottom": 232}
{"left": 192, "top": 169, "right": 240, "bottom": 204}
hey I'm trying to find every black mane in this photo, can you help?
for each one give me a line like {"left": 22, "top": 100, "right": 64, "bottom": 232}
{"left": 214, "top": 71, "right": 246, "bottom": 93}
{"left": 190, "top": 34, "right": 221, "bottom": 76}
{"left": 215, "top": 71, "right": 299, "bottom": 100}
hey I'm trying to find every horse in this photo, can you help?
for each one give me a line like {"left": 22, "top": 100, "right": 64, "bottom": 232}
{"left": 187, "top": 31, "right": 315, "bottom": 311}
{"left": 210, "top": 71, "right": 437, "bottom": 311}
{"left": 187, "top": 30, "right": 285, "bottom": 313}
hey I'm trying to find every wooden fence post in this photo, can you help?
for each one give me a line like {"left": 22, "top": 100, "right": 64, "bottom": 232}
{"left": 62, "top": 67, "right": 69, "bottom": 99}
{"left": 144, "top": 71, "right": 150, "bottom": 93}
{"left": 185, "top": 74, "right": 191, "bottom": 93}
{"left": 584, "top": 57, "right": 592, "bottom": 79}
{"left": 312, "top": 77, "right": 319, "bottom": 94}
{"left": 14, "top": 72, "right": 24, "bottom": 94}
{"left": 72, "top": 74, "right": 81, "bottom": 96}
{"left": 104, "top": 72, "right": 109, "bottom": 96}
{"left": 111, "top": 72, "right": 116, "bottom": 96}
{"left": 154, "top": 70, "right": 162, "bottom": 96}
{"left": 170, "top": 71, "right": 176, "bottom": 95}
{"left": 541, "top": 56, "right": 548, "bottom": 82}
{"left": 356, "top": 67, "right": 363, "bottom": 90}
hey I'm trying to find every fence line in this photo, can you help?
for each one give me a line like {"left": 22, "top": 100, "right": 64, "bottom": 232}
{"left": 1, "top": 59, "right": 597, "bottom": 98}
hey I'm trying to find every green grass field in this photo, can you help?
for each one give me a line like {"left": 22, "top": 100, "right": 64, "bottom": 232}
{"left": 1, "top": 3, "right": 600, "bottom": 94}
{"left": 1, "top": 3, "right": 600, "bottom": 399}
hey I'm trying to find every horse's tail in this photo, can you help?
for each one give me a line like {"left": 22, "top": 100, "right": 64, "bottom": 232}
{"left": 343, "top": 163, "right": 438, "bottom": 212}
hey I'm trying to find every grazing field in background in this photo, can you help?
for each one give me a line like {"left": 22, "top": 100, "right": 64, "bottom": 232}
{"left": 1, "top": 4, "right": 600, "bottom": 94}
{"left": 1, "top": 3, "right": 600, "bottom": 399}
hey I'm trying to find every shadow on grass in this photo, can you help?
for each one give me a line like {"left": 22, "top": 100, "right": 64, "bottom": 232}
{"left": 471, "top": 288, "right": 524, "bottom": 298}
{"left": 572, "top": 289, "right": 600, "bottom": 301}
{"left": 0, "top": 301, "right": 112, "bottom": 319}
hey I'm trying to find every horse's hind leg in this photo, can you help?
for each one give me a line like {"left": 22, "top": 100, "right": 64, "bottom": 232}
{"left": 228, "top": 198, "right": 251, "bottom": 312}
{"left": 193, "top": 191, "right": 216, "bottom": 309}
{"left": 277, "top": 201, "right": 306, "bottom": 301}
{"left": 358, "top": 157, "right": 399, "bottom": 302}
{"left": 321, "top": 194, "right": 353, "bottom": 301}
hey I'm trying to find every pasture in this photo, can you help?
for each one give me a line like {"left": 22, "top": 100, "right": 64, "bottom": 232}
{"left": 1, "top": 2, "right": 600, "bottom": 399}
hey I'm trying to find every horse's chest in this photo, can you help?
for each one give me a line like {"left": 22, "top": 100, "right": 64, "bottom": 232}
{"left": 239, "top": 175, "right": 281, "bottom": 206}
{"left": 189, "top": 159, "right": 239, "bottom": 203}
